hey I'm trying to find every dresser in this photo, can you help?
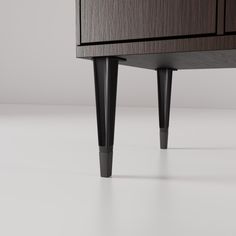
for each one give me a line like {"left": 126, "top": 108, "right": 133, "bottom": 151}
{"left": 76, "top": 0, "right": 236, "bottom": 177}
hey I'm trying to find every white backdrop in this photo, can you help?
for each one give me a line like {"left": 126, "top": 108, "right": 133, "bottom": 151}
{"left": 0, "top": 0, "right": 236, "bottom": 108}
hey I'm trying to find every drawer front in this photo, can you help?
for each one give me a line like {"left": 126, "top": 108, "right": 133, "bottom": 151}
{"left": 225, "top": 0, "right": 236, "bottom": 33}
{"left": 80, "top": 0, "right": 217, "bottom": 44}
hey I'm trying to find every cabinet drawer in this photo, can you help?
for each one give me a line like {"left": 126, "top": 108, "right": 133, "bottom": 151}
{"left": 225, "top": 0, "right": 236, "bottom": 33}
{"left": 80, "top": 0, "right": 217, "bottom": 44}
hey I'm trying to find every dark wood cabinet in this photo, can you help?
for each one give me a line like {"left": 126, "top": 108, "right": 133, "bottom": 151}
{"left": 225, "top": 0, "right": 236, "bottom": 33}
{"left": 80, "top": 0, "right": 217, "bottom": 44}
{"left": 76, "top": 0, "right": 236, "bottom": 177}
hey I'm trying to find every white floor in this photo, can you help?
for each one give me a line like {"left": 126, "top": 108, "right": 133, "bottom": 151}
{"left": 1, "top": 105, "right": 236, "bottom": 235}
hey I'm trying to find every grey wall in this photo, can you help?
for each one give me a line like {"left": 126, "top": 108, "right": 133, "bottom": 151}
{"left": 1, "top": 0, "right": 236, "bottom": 108}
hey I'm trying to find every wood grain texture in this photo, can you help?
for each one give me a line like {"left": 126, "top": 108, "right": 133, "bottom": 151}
{"left": 217, "top": 0, "right": 225, "bottom": 35}
{"left": 77, "top": 35, "right": 236, "bottom": 58}
{"left": 80, "top": 0, "right": 217, "bottom": 44}
{"left": 225, "top": 0, "right": 236, "bottom": 32}
{"left": 76, "top": 0, "right": 236, "bottom": 70}
{"left": 77, "top": 35, "right": 236, "bottom": 69}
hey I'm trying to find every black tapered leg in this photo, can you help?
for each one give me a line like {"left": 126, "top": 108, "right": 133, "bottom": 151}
{"left": 157, "top": 68, "right": 174, "bottom": 149}
{"left": 93, "top": 57, "right": 119, "bottom": 177}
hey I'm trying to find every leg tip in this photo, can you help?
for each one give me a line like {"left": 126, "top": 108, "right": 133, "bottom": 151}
{"left": 160, "top": 129, "right": 168, "bottom": 149}
{"left": 99, "top": 150, "right": 113, "bottom": 178}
